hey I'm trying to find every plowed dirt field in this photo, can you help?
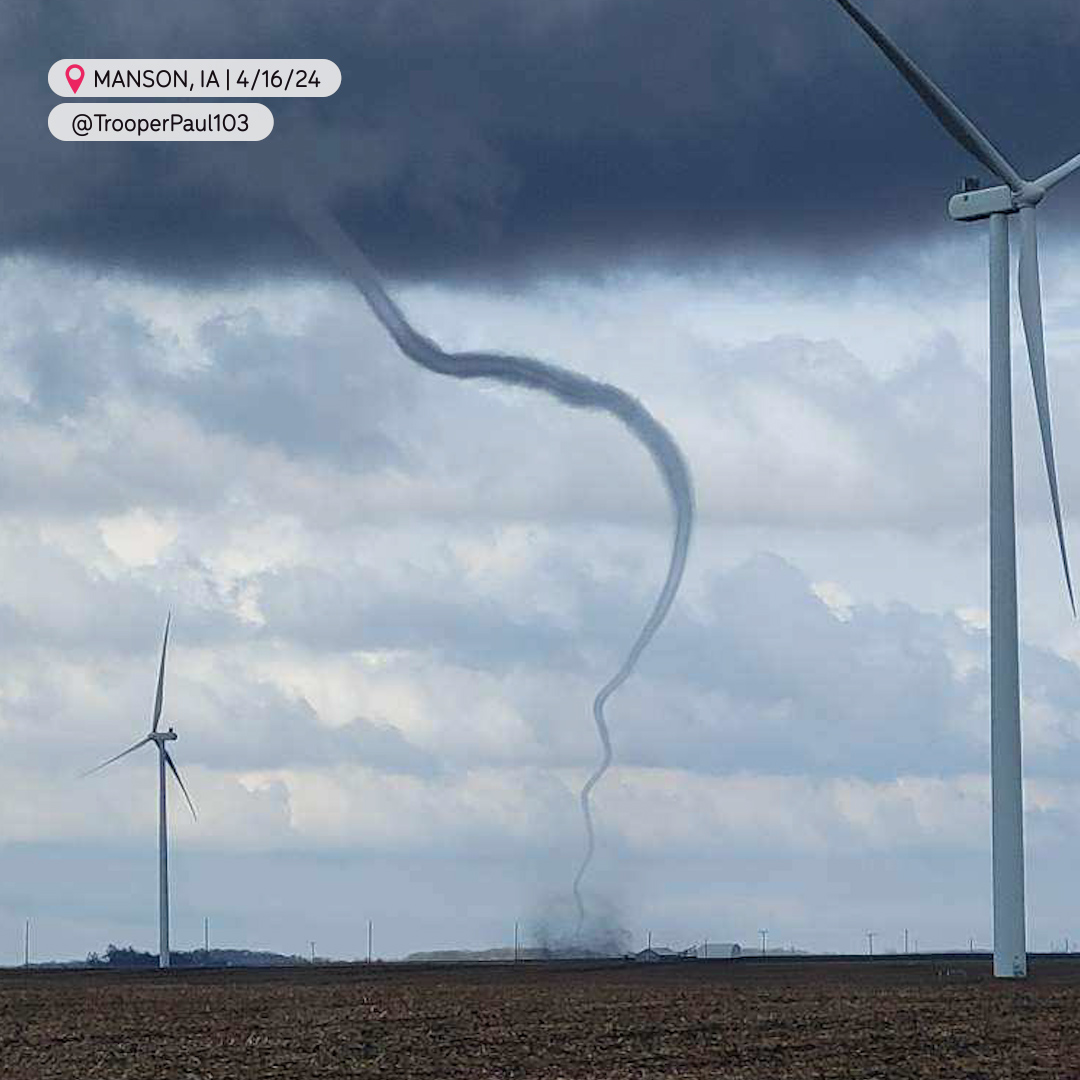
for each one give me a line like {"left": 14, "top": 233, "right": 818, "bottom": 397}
{"left": 2, "top": 956, "right": 1078, "bottom": 1078}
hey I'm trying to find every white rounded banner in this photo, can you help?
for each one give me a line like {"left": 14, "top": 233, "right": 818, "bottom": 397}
{"left": 49, "top": 103, "right": 274, "bottom": 142}
{"left": 49, "top": 60, "right": 340, "bottom": 97}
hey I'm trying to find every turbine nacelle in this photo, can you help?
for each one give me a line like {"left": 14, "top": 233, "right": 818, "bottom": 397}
{"left": 948, "top": 183, "right": 1016, "bottom": 221}
{"left": 149, "top": 728, "right": 178, "bottom": 743}
{"left": 948, "top": 181, "right": 1047, "bottom": 222}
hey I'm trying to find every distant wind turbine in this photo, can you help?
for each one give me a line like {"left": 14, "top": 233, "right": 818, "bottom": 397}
{"left": 83, "top": 614, "right": 197, "bottom": 969}
{"left": 830, "top": 0, "right": 1078, "bottom": 978}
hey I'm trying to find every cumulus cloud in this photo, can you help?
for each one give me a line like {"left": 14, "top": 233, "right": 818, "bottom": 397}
{"left": 3, "top": 237, "right": 1080, "bottom": 958}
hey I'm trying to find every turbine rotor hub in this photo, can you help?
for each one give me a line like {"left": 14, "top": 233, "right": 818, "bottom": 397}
{"left": 1014, "top": 182, "right": 1046, "bottom": 208}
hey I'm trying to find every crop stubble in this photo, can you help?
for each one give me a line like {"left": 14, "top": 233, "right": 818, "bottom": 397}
{"left": 1, "top": 957, "right": 1078, "bottom": 1078}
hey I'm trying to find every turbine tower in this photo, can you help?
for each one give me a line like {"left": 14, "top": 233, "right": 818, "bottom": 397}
{"left": 830, "top": 0, "right": 1078, "bottom": 978}
{"left": 84, "top": 614, "right": 197, "bottom": 969}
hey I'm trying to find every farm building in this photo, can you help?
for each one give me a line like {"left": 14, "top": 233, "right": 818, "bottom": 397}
{"left": 696, "top": 943, "right": 741, "bottom": 959}
{"left": 631, "top": 942, "right": 742, "bottom": 962}
{"left": 633, "top": 947, "right": 697, "bottom": 962}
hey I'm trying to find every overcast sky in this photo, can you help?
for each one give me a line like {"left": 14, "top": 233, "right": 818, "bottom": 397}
{"left": 4, "top": 0, "right": 1080, "bottom": 963}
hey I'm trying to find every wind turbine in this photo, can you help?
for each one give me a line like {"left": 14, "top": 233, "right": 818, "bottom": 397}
{"left": 83, "top": 614, "right": 197, "bottom": 969}
{"left": 830, "top": 0, "right": 1078, "bottom": 978}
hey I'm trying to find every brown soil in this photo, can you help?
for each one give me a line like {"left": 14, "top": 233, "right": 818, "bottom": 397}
{"left": 2, "top": 955, "right": 1078, "bottom": 1078}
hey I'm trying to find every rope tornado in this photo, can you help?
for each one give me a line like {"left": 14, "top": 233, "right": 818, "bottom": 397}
{"left": 293, "top": 201, "right": 694, "bottom": 930}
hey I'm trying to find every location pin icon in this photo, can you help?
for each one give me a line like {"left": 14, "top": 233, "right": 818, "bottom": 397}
{"left": 65, "top": 64, "right": 84, "bottom": 94}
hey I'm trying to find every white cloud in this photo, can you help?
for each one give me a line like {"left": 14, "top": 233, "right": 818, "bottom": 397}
{"left": 3, "top": 245, "right": 1080, "bottom": 959}
{"left": 99, "top": 508, "right": 179, "bottom": 568}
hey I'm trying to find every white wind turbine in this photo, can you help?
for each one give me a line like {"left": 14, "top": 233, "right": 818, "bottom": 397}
{"left": 831, "top": 0, "right": 1078, "bottom": 978}
{"left": 84, "top": 614, "right": 197, "bottom": 969}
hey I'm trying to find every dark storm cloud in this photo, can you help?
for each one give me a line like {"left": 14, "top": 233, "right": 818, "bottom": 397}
{"left": 8, "top": 0, "right": 1080, "bottom": 281}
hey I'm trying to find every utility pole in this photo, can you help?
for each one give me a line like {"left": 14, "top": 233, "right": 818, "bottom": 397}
{"left": 367, "top": 920, "right": 373, "bottom": 964}
{"left": 904, "top": 928, "right": 909, "bottom": 955}
{"left": 867, "top": 932, "right": 876, "bottom": 957}
{"left": 759, "top": 929, "right": 767, "bottom": 957}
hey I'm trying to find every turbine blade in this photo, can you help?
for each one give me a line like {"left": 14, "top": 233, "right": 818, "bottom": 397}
{"left": 831, "top": 0, "right": 1025, "bottom": 190}
{"left": 163, "top": 749, "right": 197, "bottom": 821}
{"left": 1036, "top": 151, "right": 1080, "bottom": 193}
{"left": 1018, "top": 206, "right": 1076, "bottom": 615}
{"left": 80, "top": 737, "right": 151, "bottom": 778}
{"left": 152, "top": 613, "right": 170, "bottom": 733}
